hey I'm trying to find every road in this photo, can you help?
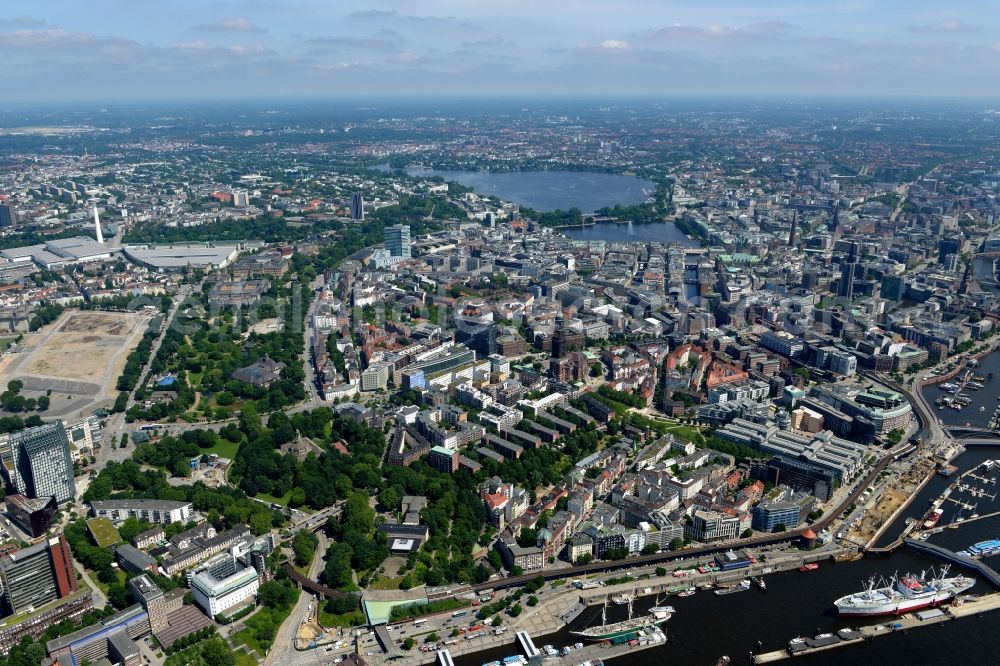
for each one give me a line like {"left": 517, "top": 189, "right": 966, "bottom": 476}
{"left": 96, "top": 279, "right": 205, "bottom": 470}
{"left": 889, "top": 166, "right": 937, "bottom": 223}
{"left": 266, "top": 531, "right": 332, "bottom": 666}
{"left": 301, "top": 277, "right": 326, "bottom": 408}
{"left": 74, "top": 560, "right": 107, "bottom": 610}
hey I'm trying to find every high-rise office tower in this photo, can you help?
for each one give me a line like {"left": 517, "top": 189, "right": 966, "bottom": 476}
{"left": 456, "top": 321, "right": 498, "bottom": 358}
{"left": 385, "top": 224, "right": 411, "bottom": 259}
{"left": 880, "top": 274, "right": 906, "bottom": 301}
{"left": 351, "top": 192, "right": 364, "bottom": 221}
{"left": 0, "top": 422, "right": 75, "bottom": 504}
{"left": 0, "top": 203, "right": 17, "bottom": 228}
{"left": 788, "top": 211, "right": 798, "bottom": 247}
{"left": 838, "top": 261, "right": 857, "bottom": 299}
{"left": 0, "top": 534, "right": 78, "bottom": 616}
{"left": 938, "top": 236, "right": 961, "bottom": 264}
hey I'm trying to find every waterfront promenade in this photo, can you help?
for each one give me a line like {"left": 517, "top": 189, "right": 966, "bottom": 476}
{"left": 753, "top": 590, "right": 1000, "bottom": 663}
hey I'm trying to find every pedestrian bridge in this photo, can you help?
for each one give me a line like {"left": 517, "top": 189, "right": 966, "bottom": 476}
{"left": 437, "top": 649, "right": 456, "bottom": 666}
{"left": 904, "top": 538, "right": 1000, "bottom": 588}
{"left": 516, "top": 630, "right": 540, "bottom": 660}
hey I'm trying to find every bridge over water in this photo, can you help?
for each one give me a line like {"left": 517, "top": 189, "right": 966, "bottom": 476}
{"left": 904, "top": 537, "right": 1000, "bottom": 588}
{"left": 948, "top": 426, "right": 1000, "bottom": 439}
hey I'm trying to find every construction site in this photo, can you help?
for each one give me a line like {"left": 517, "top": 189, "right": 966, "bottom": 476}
{"left": 0, "top": 309, "right": 153, "bottom": 418}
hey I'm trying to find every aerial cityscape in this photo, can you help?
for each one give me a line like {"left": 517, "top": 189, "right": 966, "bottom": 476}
{"left": 1, "top": 3, "right": 1000, "bottom": 666}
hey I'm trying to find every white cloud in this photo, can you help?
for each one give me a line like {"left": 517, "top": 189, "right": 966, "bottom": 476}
{"left": 906, "top": 20, "right": 980, "bottom": 33}
{"left": 599, "top": 39, "right": 630, "bottom": 50}
{"left": 0, "top": 16, "right": 47, "bottom": 28}
{"left": 195, "top": 17, "right": 265, "bottom": 33}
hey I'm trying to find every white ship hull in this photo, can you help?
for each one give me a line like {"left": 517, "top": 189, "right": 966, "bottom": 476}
{"left": 835, "top": 575, "right": 974, "bottom": 617}
{"left": 837, "top": 591, "right": 956, "bottom": 616}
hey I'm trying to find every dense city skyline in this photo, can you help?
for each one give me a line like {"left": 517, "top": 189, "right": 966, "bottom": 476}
{"left": 1, "top": 1, "right": 999, "bottom": 100}
{"left": 1, "top": 4, "right": 1000, "bottom": 666}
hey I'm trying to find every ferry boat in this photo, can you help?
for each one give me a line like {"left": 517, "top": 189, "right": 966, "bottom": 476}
{"left": 834, "top": 566, "right": 975, "bottom": 617}
{"left": 571, "top": 596, "right": 671, "bottom": 641}
{"left": 799, "top": 563, "right": 820, "bottom": 572}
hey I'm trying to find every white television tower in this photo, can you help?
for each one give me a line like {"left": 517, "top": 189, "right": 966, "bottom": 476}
{"left": 91, "top": 203, "right": 104, "bottom": 244}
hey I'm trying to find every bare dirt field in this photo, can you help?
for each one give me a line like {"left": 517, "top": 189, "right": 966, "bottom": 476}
{"left": 0, "top": 309, "right": 152, "bottom": 418}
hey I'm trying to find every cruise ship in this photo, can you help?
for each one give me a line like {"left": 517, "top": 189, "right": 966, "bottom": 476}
{"left": 834, "top": 567, "right": 975, "bottom": 617}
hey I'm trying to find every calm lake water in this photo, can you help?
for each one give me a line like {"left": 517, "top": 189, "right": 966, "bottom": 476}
{"left": 560, "top": 221, "right": 699, "bottom": 247}
{"left": 403, "top": 168, "right": 654, "bottom": 212}
{"left": 454, "top": 447, "right": 1000, "bottom": 666}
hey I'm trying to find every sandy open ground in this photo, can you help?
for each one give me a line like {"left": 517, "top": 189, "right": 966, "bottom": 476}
{"left": 0, "top": 309, "right": 153, "bottom": 418}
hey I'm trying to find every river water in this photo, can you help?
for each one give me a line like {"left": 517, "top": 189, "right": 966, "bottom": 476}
{"left": 920, "top": 350, "right": 1000, "bottom": 429}
{"left": 454, "top": 447, "right": 1000, "bottom": 666}
{"left": 402, "top": 168, "right": 654, "bottom": 213}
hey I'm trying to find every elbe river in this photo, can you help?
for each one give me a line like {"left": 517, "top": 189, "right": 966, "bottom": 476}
{"left": 455, "top": 445, "right": 1000, "bottom": 666}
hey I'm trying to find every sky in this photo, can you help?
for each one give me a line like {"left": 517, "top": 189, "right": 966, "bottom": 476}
{"left": 1, "top": 0, "right": 999, "bottom": 101}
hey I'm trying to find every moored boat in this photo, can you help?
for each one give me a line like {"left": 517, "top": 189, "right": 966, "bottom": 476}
{"left": 571, "top": 595, "right": 670, "bottom": 641}
{"left": 714, "top": 579, "right": 750, "bottom": 595}
{"left": 922, "top": 507, "right": 944, "bottom": 529}
{"left": 834, "top": 566, "right": 975, "bottom": 617}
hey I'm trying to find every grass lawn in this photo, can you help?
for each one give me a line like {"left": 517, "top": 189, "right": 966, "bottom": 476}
{"left": 95, "top": 569, "right": 127, "bottom": 598}
{"left": 230, "top": 629, "right": 261, "bottom": 654}
{"left": 665, "top": 424, "right": 709, "bottom": 444}
{"left": 255, "top": 489, "right": 293, "bottom": 507}
{"left": 202, "top": 437, "right": 240, "bottom": 460}
{"left": 234, "top": 654, "right": 258, "bottom": 666}
{"left": 0, "top": 337, "right": 16, "bottom": 351}
{"left": 319, "top": 608, "right": 365, "bottom": 627}
{"left": 368, "top": 576, "right": 404, "bottom": 591}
